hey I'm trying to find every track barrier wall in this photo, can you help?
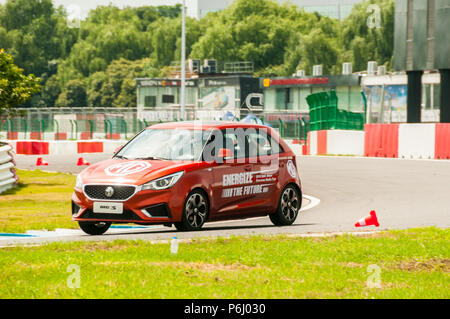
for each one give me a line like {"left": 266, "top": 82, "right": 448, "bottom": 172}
{"left": 7, "top": 140, "right": 127, "bottom": 156}
{"left": 304, "top": 124, "right": 449, "bottom": 160}
{"left": 307, "top": 130, "right": 364, "bottom": 156}
{"left": 364, "top": 124, "right": 399, "bottom": 158}
{"left": 435, "top": 124, "right": 450, "bottom": 160}
{"left": 2, "top": 124, "right": 449, "bottom": 160}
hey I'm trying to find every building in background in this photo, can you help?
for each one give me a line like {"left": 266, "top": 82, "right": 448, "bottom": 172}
{"left": 186, "top": 0, "right": 362, "bottom": 20}
{"left": 136, "top": 75, "right": 261, "bottom": 122}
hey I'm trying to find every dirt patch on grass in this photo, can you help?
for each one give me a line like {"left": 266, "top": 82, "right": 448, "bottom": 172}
{"left": 51, "top": 242, "right": 134, "bottom": 253}
{"left": 92, "top": 260, "right": 257, "bottom": 272}
{"left": 394, "top": 259, "right": 450, "bottom": 273}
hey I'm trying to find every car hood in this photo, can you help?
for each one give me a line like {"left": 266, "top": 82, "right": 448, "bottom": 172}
{"left": 79, "top": 158, "right": 197, "bottom": 186}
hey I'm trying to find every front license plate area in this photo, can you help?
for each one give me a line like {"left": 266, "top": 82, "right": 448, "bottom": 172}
{"left": 93, "top": 202, "right": 123, "bottom": 214}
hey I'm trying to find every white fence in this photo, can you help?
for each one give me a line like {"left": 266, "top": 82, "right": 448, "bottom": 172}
{"left": 0, "top": 143, "right": 18, "bottom": 194}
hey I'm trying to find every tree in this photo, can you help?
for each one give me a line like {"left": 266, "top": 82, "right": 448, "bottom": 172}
{"left": 0, "top": 49, "right": 41, "bottom": 116}
{"left": 0, "top": 0, "right": 77, "bottom": 76}
{"left": 55, "top": 79, "right": 87, "bottom": 107}
{"left": 341, "top": 0, "right": 394, "bottom": 71}
{"left": 296, "top": 29, "right": 340, "bottom": 75}
{"left": 41, "top": 74, "right": 61, "bottom": 107}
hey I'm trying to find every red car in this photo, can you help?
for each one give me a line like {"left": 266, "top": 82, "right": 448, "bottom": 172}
{"left": 72, "top": 121, "right": 302, "bottom": 235}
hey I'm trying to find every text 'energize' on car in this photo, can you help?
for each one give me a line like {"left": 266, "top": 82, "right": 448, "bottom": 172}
{"left": 72, "top": 121, "right": 302, "bottom": 235}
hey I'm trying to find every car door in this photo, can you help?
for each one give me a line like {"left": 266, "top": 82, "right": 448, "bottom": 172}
{"left": 244, "top": 128, "right": 282, "bottom": 211}
{"left": 210, "top": 128, "right": 256, "bottom": 215}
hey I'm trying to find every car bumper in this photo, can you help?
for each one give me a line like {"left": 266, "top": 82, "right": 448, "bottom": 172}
{"left": 71, "top": 186, "right": 185, "bottom": 224}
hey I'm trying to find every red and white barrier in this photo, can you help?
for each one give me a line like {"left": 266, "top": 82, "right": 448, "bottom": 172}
{"left": 6, "top": 140, "right": 127, "bottom": 156}
{"left": 435, "top": 124, "right": 450, "bottom": 159}
{"left": 365, "top": 123, "right": 450, "bottom": 160}
{"left": 398, "top": 124, "right": 435, "bottom": 159}
{"left": 364, "top": 124, "right": 399, "bottom": 158}
{"left": 302, "top": 123, "right": 450, "bottom": 160}
{"left": 307, "top": 130, "right": 365, "bottom": 156}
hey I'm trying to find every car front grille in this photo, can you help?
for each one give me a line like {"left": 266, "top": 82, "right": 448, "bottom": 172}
{"left": 84, "top": 185, "right": 136, "bottom": 201}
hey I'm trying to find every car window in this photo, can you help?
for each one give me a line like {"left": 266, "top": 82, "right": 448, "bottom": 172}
{"left": 245, "top": 129, "right": 284, "bottom": 157}
{"left": 116, "top": 128, "right": 210, "bottom": 161}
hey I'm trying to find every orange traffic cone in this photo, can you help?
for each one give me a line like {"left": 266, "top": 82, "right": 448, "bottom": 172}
{"left": 355, "top": 210, "right": 379, "bottom": 227}
{"left": 77, "top": 157, "right": 90, "bottom": 166}
{"left": 36, "top": 157, "right": 48, "bottom": 166}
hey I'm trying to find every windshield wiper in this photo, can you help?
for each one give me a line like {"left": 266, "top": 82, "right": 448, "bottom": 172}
{"left": 135, "top": 156, "right": 168, "bottom": 161}
{"left": 114, "top": 155, "right": 129, "bottom": 160}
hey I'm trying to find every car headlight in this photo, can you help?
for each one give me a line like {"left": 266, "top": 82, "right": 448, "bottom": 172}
{"left": 141, "top": 171, "right": 184, "bottom": 191}
{"left": 75, "top": 175, "right": 84, "bottom": 190}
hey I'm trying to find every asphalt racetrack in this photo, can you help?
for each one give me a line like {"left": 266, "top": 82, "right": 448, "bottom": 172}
{"left": 6, "top": 154, "right": 450, "bottom": 246}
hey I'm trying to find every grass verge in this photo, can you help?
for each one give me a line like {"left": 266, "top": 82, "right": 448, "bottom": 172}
{"left": 0, "top": 227, "right": 448, "bottom": 298}
{"left": 0, "top": 169, "right": 76, "bottom": 233}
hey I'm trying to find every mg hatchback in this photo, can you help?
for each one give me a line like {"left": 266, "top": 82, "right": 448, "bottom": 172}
{"left": 72, "top": 121, "right": 302, "bottom": 235}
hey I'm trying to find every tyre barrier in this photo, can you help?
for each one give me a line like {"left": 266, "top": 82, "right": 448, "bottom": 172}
{"left": 0, "top": 143, "right": 18, "bottom": 194}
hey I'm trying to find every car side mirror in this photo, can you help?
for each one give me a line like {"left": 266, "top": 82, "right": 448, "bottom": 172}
{"left": 217, "top": 148, "right": 233, "bottom": 161}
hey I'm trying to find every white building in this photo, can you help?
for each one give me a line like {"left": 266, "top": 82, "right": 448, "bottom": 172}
{"left": 186, "top": 0, "right": 362, "bottom": 20}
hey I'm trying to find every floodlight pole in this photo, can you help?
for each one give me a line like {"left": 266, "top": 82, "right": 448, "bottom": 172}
{"left": 180, "top": 0, "right": 186, "bottom": 121}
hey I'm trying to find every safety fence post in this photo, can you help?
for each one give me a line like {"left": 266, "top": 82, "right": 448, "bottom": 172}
{"left": 6, "top": 118, "right": 13, "bottom": 139}
{"left": 302, "top": 117, "right": 309, "bottom": 143}
{"left": 73, "top": 120, "right": 79, "bottom": 140}
{"left": 88, "top": 120, "right": 94, "bottom": 139}
{"left": 22, "top": 118, "right": 27, "bottom": 139}
{"left": 53, "top": 120, "right": 60, "bottom": 140}
{"left": 137, "top": 120, "right": 144, "bottom": 132}
{"left": 121, "top": 118, "right": 127, "bottom": 139}
{"left": 361, "top": 90, "right": 368, "bottom": 125}
{"left": 298, "top": 117, "right": 303, "bottom": 143}
{"left": 104, "top": 120, "right": 108, "bottom": 139}
{"left": 69, "top": 120, "right": 75, "bottom": 140}
{"left": 278, "top": 118, "right": 284, "bottom": 138}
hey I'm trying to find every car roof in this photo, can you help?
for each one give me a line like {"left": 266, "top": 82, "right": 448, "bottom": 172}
{"left": 147, "top": 121, "right": 271, "bottom": 130}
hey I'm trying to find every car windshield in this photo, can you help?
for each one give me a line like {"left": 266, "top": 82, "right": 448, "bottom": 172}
{"left": 115, "top": 128, "right": 211, "bottom": 161}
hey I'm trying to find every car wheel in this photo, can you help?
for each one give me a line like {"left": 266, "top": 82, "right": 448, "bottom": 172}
{"left": 269, "top": 184, "right": 301, "bottom": 226}
{"left": 78, "top": 221, "right": 112, "bottom": 235}
{"left": 175, "top": 190, "right": 208, "bottom": 231}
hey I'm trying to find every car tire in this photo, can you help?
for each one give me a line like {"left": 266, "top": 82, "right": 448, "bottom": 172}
{"left": 174, "top": 190, "right": 209, "bottom": 231}
{"left": 269, "top": 184, "right": 302, "bottom": 226}
{"left": 78, "top": 221, "right": 112, "bottom": 235}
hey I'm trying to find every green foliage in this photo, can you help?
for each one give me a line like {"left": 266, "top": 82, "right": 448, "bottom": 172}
{"left": 84, "top": 58, "right": 149, "bottom": 108}
{"left": 0, "top": 0, "right": 77, "bottom": 76}
{"left": 0, "top": 0, "right": 395, "bottom": 109}
{"left": 0, "top": 49, "right": 41, "bottom": 116}
{"left": 55, "top": 79, "right": 87, "bottom": 107}
{"left": 341, "top": 0, "right": 395, "bottom": 70}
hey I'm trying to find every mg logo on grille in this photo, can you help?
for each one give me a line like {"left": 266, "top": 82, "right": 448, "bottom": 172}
{"left": 105, "top": 186, "right": 114, "bottom": 198}
{"left": 105, "top": 161, "right": 152, "bottom": 176}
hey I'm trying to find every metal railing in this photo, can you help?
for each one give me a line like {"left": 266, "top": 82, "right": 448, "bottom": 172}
{"left": 1, "top": 107, "right": 311, "bottom": 141}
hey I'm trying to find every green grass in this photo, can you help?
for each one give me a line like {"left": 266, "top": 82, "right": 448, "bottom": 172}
{"left": 0, "top": 227, "right": 448, "bottom": 299}
{"left": 0, "top": 169, "right": 76, "bottom": 233}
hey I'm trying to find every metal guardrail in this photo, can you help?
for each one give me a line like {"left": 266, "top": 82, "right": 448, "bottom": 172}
{"left": 0, "top": 142, "right": 18, "bottom": 194}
